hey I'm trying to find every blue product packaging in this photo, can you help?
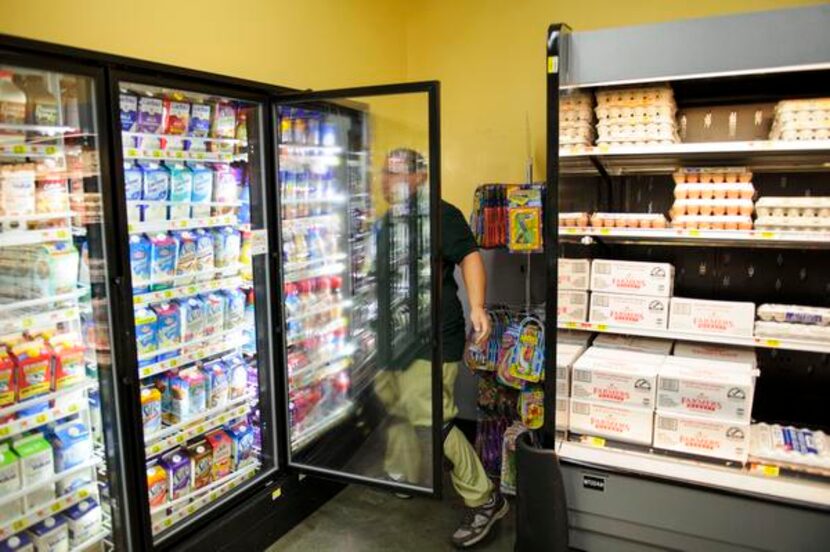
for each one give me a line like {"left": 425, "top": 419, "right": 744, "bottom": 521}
{"left": 64, "top": 498, "right": 102, "bottom": 546}
{"left": 203, "top": 360, "right": 229, "bottom": 409}
{"left": 29, "top": 515, "right": 68, "bottom": 551}
{"left": 226, "top": 420, "right": 254, "bottom": 469}
{"left": 134, "top": 307, "right": 158, "bottom": 357}
{"left": 129, "top": 234, "right": 151, "bottom": 293}
{"left": 202, "top": 293, "right": 224, "bottom": 336}
{"left": 194, "top": 229, "right": 215, "bottom": 280}
{"left": 186, "top": 103, "right": 212, "bottom": 152}
{"left": 212, "top": 227, "right": 241, "bottom": 269}
{"left": 238, "top": 182, "right": 251, "bottom": 225}
{"left": 174, "top": 231, "right": 198, "bottom": 283}
{"left": 166, "top": 163, "right": 193, "bottom": 220}
{"left": 0, "top": 532, "right": 32, "bottom": 551}
{"left": 189, "top": 163, "right": 213, "bottom": 218}
{"left": 49, "top": 421, "right": 92, "bottom": 472}
{"left": 181, "top": 296, "right": 205, "bottom": 343}
{"left": 136, "top": 97, "right": 163, "bottom": 149}
{"left": 223, "top": 288, "right": 246, "bottom": 331}
{"left": 124, "top": 162, "right": 143, "bottom": 222}
{"left": 140, "top": 162, "right": 170, "bottom": 222}
{"left": 149, "top": 233, "right": 178, "bottom": 291}
{"left": 16, "top": 401, "right": 49, "bottom": 419}
{"left": 120, "top": 93, "right": 138, "bottom": 134}
{"left": 151, "top": 302, "right": 182, "bottom": 350}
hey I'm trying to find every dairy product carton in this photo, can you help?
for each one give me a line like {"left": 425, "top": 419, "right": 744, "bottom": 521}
{"left": 227, "top": 421, "right": 254, "bottom": 469}
{"left": 64, "top": 499, "right": 102, "bottom": 548}
{"left": 202, "top": 293, "right": 224, "bottom": 336}
{"left": 28, "top": 516, "right": 68, "bottom": 552}
{"left": 673, "top": 341, "right": 757, "bottom": 368}
{"left": 124, "top": 162, "right": 143, "bottom": 222}
{"left": 669, "top": 297, "right": 755, "bottom": 338}
{"left": 134, "top": 307, "right": 158, "bottom": 357}
{"left": 657, "top": 356, "right": 756, "bottom": 422}
{"left": 181, "top": 296, "right": 205, "bottom": 343}
{"left": 203, "top": 360, "right": 229, "bottom": 409}
{"left": 136, "top": 97, "right": 163, "bottom": 149}
{"left": 140, "top": 163, "right": 169, "bottom": 221}
{"left": 569, "top": 399, "right": 654, "bottom": 445}
{"left": 12, "top": 434, "right": 54, "bottom": 510}
{"left": 146, "top": 463, "right": 167, "bottom": 507}
{"left": 223, "top": 289, "right": 246, "bottom": 331}
{"left": 558, "top": 259, "right": 590, "bottom": 290}
{"left": 11, "top": 338, "right": 52, "bottom": 402}
{"left": 149, "top": 233, "right": 178, "bottom": 291}
{"left": 590, "top": 259, "right": 674, "bottom": 297}
{"left": 119, "top": 93, "right": 137, "bottom": 133}
{"left": 189, "top": 163, "right": 213, "bottom": 218}
{"left": 141, "top": 386, "right": 161, "bottom": 435}
{"left": 206, "top": 429, "right": 232, "bottom": 481}
{"left": 152, "top": 302, "right": 182, "bottom": 350}
{"left": 593, "top": 334, "right": 674, "bottom": 355}
{"left": 160, "top": 449, "right": 190, "bottom": 501}
{"left": 571, "top": 347, "right": 663, "bottom": 408}
{"left": 188, "top": 440, "right": 211, "bottom": 490}
{"left": 213, "top": 227, "right": 241, "bottom": 269}
{"left": 558, "top": 290, "right": 588, "bottom": 322}
{"left": 654, "top": 411, "right": 750, "bottom": 462}
{"left": 49, "top": 420, "right": 92, "bottom": 472}
{"left": 174, "top": 231, "right": 198, "bottom": 284}
{"left": 589, "top": 292, "right": 669, "bottom": 330}
{"left": 129, "top": 234, "right": 151, "bottom": 293}
{"left": 0, "top": 533, "right": 32, "bottom": 551}
{"left": 0, "top": 444, "right": 22, "bottom": 525}
{"left": 166, "top": 163, "right": 192, "bottom": 220}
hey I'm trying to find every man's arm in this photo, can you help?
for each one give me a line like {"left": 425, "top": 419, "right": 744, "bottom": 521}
{"left": 460, "top": 251, "right": 491, "bottom": 345}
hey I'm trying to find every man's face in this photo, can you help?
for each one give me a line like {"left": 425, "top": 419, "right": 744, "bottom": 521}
{"left": 381, "top": 154, "right": 427, "bottom": 203}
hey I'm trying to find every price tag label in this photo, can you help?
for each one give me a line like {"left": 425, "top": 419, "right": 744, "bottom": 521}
{"left": 599, "top": 228, "right": 611, "bottom": 235}
{"left": 175, "top": 435, "right": 185, "bottom": 443}
{"left": 175, "top": 151, "right": 184, "bottom": 159}
{"left": 169, "top": 359, "right": 179, "bottom": 368}
{"left": 195, "top": 152, "right": 205, "bottom": 160}
{"left": 68, "top": 403, "right": 79, "bottom": 413}
{"left": 765, "top": 339, "right": 780, "bottom": 348}
{"left": 187, "top": 286, "right": 197, "bottom": 294}
{"left": 150, "top": 444, "right": 161, "bottom": 454}
{"left": 564, "top": 227, "right": 577, "bottom": 234}
{"left": 596, "top": 324, "right": 608, "bottom": 331}
{"left": 128, "top": 224, "right": 136, "bottom": 233}
{"left": 152, "top": 150, "right": 162, "bottom": 158}
{"left": 760, "top": 231, "right": 775, "bottom": 239}
{"left": 187, "top": 505, "right": 196, "bottom": 514}
{"left": 598, "top": 144, "right": 610, "bottom": 153}
{"left": 164, "top": 519, "right": 173, "bottom": 527}
{"left": 250, "top": 229, "right": 268, "bottom": 256}
{"left": 141, "top": 368, "right": 152, "bottom": 377}
{"left": 45, "top": 146, "right": 57, "bottom": 155}
{"left": 0, "top": 427, "right": 10, "bottom": 437}
{"left": 209, "top": 492, "right": 218, "bottom": 501}
{"left": 79, "top": 489, "right": 89, "bottom": 499}
{"left": 12, "top": 519, "right": 26, "bottom": 532}
{"left": 13, "top": 144, "right": 26, "bottom": 154}
{"left": 196, "top": 425, "right": 206, "bottom": 433}
{"left": 35, "top": 414, "right": 48, "bottom": 424}
{"left": 564, "top": 322, "right": 577, "bottom": 329}
{"left": 689, "top": 229, "right": 701, "bottom": 237}
{"left": 127, "top": 148, "right": 138, "bottom": 157}
{"left": 51, "top": 503, "right": 62, "bottom": 512}
{"left": 22, "top": 317, "right": 34, "bottom": 329}
{"left": 164, "top": 290, "right": 173, "bottom": 298}
{"left": 758, "top": 464, "right": 780, "bottom": 477}
{"left": 585, "top": 436, "right": 606, "bottom": 448}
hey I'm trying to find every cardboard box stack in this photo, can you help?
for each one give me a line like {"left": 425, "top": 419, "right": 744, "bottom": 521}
{"left": 589, "top": 259, "right": 673, "bottom": 330}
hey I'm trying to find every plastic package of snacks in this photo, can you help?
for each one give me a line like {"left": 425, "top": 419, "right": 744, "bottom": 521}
{"left": 750, "top": 423, "right": 830, "bottom": 472}
{"left": 671, "top": 215, "right": 753, "bottom": 230}
{"left": 757, "top": 304, "right": 830, "bottom": 326}
{"left": 558, "top": 212, "right": 590, "bottom": 228}
{"left": 770, "top": 98, "right": 830, "bottom": 141}
{"left": 754, "top": 320, "right": 830, "bottom": 341}
{"left": 594, "top": 85, "right": 679, "bottom": 146}
{"left": 589, "top": 212, "right": 668, "bottom": 229}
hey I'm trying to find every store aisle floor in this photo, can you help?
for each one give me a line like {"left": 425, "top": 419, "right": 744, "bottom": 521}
{"left": 267, "top": 478, "right": 515, "bottom": 551}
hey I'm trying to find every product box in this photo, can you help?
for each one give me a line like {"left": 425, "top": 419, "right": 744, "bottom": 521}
{"left": 226, "top": 421, "right": 254, "bottom": 469}
{"left": 146, "top": 463, "right": 168, "bottom": 508}
{"left": 593, "top": 333, "right": 674, "bottom": 355}
{"left": 189, "top": 164, "right": 213, "bottom": 217}
{"left": 166, "top": 368, "right": 207, "bottom": 424}
{"left": 590, "top": 259, "right": 674, "bottom": 297}
{"left": 557, "top": 330, "right": 592, "bottom": 347}
{"left": 149, "top": 233, "right": 178, "bottom": 291}
{"left": 12, "top": 434, "right": 55, "bottom": 510}
{"left": 206, "top": 429, "right": 233, "bottom": 481}
{"left": 223, "top": 288, "right": 246, "bottom": 331}
{"left": 160, "top": 449, "right": 190, "bottom": 501}
{"left": 669, "top": 297, "right": 756, "bottom": 338}
{"left": 134, "top": 307, "right": 158, "bottom": 357}
{"left": 0, "top": 347, "right": 15, "bottom": 407}
{"left": 28, "top": 516, "right": 68, "bottom": 552}
{"left": 11, "top": 338, "right": 53, "bottom": 402}
{"left": 141, "top": 386, "right": 162, "bottom": 435}
{"left": 653, "top": 411, "right": 750, "bottom": 463}
{"left": 129, "top": 234, "right": 152, "bottom": 293}
{"left": 49, "top": 420, "right": 93, "bottom": 472}
{"left": 152, "top": 302, "right": 182, "bottom": 350}
{"left": 180, "top": 296, "right": 205, "bottom": 343}
{"left": 556, "top": 397, "right": 569, "bottom": 431}
{"left": 558, "top": 259, "right": 590, "bottom": 291}
{"left": 589, "top": 292, "right": 669, "bottom": 330}
{"left": 203, "top": 360, "right": 229, "bottom": 409}
{"left": 0, "top": 443, "right": 22, "bottom": 525}
{"left": 569, "top": 399, "right": 654, "bottom": 445}
{"left": 124, "top": 162, "right": 143, "bottom": 222}
{"left": 64, "top": 499, "right": 102, "bottom": 548}
{"left": 226, "top": 355, "right": 248, "bottom": 399}
{"left": 571, "top": 347, "right": 663, "bottom": 408}
{"left": 49, "top": 333, "right": 85, "bottom": 390}
{"left": 558, "top": 290, "right": 589, "bottom": 323}
{"left": 140, "top": 163, "right": 169, "bottom": 220}
{"left": 657, "top": 356, "right": 756, "bottom": 422}
{"left": 188, "top": 440, "right": 212, "bottom": 490}
{"left": 673, "top": 341, "right": 757, "bottom": 368}
{"left": 0, "top": 533, "right": 32, "bottom": 552}
{"left": 202, "top": 292, "right": 225, "bottom": 336}
{"left": 166, "top": 163, "right": 193, "bottom": 219}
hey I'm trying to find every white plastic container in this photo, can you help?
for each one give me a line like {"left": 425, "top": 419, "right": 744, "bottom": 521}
{"left": 653, "top": 411, "right": 750, "bottom": 463}
{"left": 669, "top": 297, "right": 756, "bottom": 337}
{"left": 589, "top": 292, "right": 669, "bottom": 330}
{"left": 569, "top": 399, "right": 654, "bottom": 445}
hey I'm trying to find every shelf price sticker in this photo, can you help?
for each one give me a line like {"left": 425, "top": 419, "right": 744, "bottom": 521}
{"left": 760, "top": 231, "right": 776, "bottom": 239}
{"left": 764, "top": 339, "right": 781, "bottom": 348}
{"left": 688, "top": 229, "right": 701, "bottom": 237}
{"left": 583, "top": 436, "right": 606, "bottom": 448}
{"left": 599, "top": 228, "right": 611, "bottom": 235}
{"left": 12, "top": 144, "right": 27, "bottom": 154}
{"left": 753, "top": 464, "right": 780, "bottom": 477}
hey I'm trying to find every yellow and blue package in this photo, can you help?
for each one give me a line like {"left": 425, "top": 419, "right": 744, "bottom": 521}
{"left": 519, "top": 387, "right": 545, "bottom": 429}
{"left": 507, "top": 186, "right": 543, "bottom": 253}
{"left": 508, "top": 316, "right": 545, "bottom": 383}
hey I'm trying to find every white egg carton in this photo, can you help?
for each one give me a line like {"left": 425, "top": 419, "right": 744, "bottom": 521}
{"left": 755, "top": 197, "right": 830, "bottom": 218}
{"left": 559, "top": 212, "right": 590, "bottom": 227}
{"left": 597, "top": 121, "right": 677, "bottom": 141}
{"left": 595, "top": 104, "right": 675, "bottom": 123}
{"left": 671, "top": 199, "right": 754, "bottom": 217}
{"left": 589, "top": 213, "right": 668, "bottom": 229}
{"left": 560, "top": 106, "right": 594, "bottom": 123}
{"left": 775, "top": 98, "right": 830, "bottom": 114}
{"left": 674, "top": 183, "right": 755, "bottom": 201}
{"left": 754, "top": 216, "right": 830, "bottom": 232}
{"left": 671, "top": 215, "right": 753, "bottom": 230}
{"left": 770, "top": 127, "right": 830, "bottom": 141}
{"left": 757, "top": 304, "right": 830, "bottom": 326}
{"left": 595, "top": 85, "right": 675, "bottom": 107}
{"left": 596, "top": 139, "right": 678, "bottom": 147}
{"left": 561, "top": 91, "right": 593, "bottom": 110}
{"left": 750, "top": 423, "right": 830, "bottom": 472}
{"left": 754, "top": 320, "right": 830, "bottom": 340}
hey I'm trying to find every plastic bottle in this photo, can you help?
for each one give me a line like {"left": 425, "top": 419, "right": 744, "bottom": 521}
{"left": 292, "top": 109, "right": 308, "bottom": 145}
{"left": 321, "top": 116, "right": 337, "bottom": 147}
{"left": 330, "top": 276, "right": 344, "bottom": 320}
{"left": 295, "top": 164, "right": 309, "bottom": 217}
{"left": 282, "top": 162, "right": 296, "bottom": 219}
{"left": 279, "top": 108, "right": 293, "bottom": 144}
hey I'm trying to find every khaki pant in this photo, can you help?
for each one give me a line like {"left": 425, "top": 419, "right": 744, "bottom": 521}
{"left": 375, "top": 360, "right": 494, "bottom": 507}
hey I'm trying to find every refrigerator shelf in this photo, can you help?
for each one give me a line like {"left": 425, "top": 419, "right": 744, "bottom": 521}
{"left": 0, "top": 123, "right": 78, "bottom": 135}
{"left": 281, "top": 195, "right": 347, "bottom": 205}
{"left": 0, "top": 227, "right": 72, "bottom": 248}
{"left": 123, "top": 147, "right": 248, "bottom": 164}
{"left": 144, "top": 396, "right": 252, "bottom": 458}
{"left": 286, "top": 317, "right": 349, "bottom": 346}
{"left": 136, "top": 263, "right": 241, "bottom": 289}
{"left": 284, "top": 262, "right": 346, "bottom": 284}
{"left": 127, "top": 214, "right": 238, "bottom": 234}
{"left": 289, "top": 344, "right": 357, "bottom": 382}
{"left": 289, "top": 357, "right": 351, "bottom": 389}
{"left": 69, "top": 530, "right": 110, "bottom": 552}
{"left": 559, "top": 226, "right": 830, "bottom": 249}
{"left": 0, "top": 397, "right": 87, "bottom": 441}
{"left": 281, "top": 213, "right": 340, "bottom": 227}
{"left": 284, "top": 253, "right": 348, "bottom": 273}
{"left": 136, "top": 327, "right": 245, "bottom": 362}
{"left": 0, "top": 456, "right": 101, "bottom": 509}
{"left": 0, "top": 379, "right": 96, "bottom": 420}
{"left": 279, "top": 143, "right": 344, "bottom": 155}
{"left": 0, "top": 483, "right": 98, "bottom": 541}
{"left": 0, "top": 306, "right": 80, "bottom": 337}
{"left": 137, "top": 329, "right": 246, "bottom": 381}
{"left": 0, "top": 211, "right": 74, "bottom": 224}
{"left": 0, "top": 143, "right": 73, "bottom": 158}
{"left": 127, "top": 199, "right": 242, "bottom": 207}
{"left": 122, "top": 131, "right": 247, "bottom": 146}
{"left": 286, "top": 299, "right": 353, "bottom": 323}
{"left": 291, "top": 402, "right": 353, "bottom": 451}
{"left": 149, "top": 460, "right": 261, "bottom": 515}
{"left": 0, "top": 288, "right": 86, "bottom": 313}
{"left": 132, "top": 276, "right": 242, "bottom": 306}
{"left": 151, "top": 462, "right": 260, "bottom": 535}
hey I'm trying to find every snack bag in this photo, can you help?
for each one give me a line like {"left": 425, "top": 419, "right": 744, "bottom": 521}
{"left": 496, "top": 323, "right": 523, "bottom": 390}
{"left": 519, "top": 386, "right": 544, "bottom": 429}
{"left": 508, "top": 317, "right": 545, "bottom": 382}
{"left": 507, "top": 186, "right": 543, "bottom": 253}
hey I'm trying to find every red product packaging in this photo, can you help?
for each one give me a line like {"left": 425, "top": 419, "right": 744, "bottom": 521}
{"left": 161, "top": 98, "right": 191, "bottom": 150}
{"left": 205, "top": 429, "right": 233, "bottom": 481}
{"left": 0, "top": 346, "right": 15, "bottom": 408}
{"left": 49, "top": 332, "right": 86, "bottom": 390}
{"left": 11, "top": 338, "right": 53, "bottom": 401}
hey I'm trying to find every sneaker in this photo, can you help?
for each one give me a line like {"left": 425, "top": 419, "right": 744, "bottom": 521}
{"left": 451, "top": 492, "right": 509, "bottom": 548}
{"left": 387, "top": 473, "right": 413, "bottom": 499}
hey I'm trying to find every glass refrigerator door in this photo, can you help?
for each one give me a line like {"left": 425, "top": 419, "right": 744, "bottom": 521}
{"left": 275, "top": 83, "right": 442, "bottom": 495}
{"left": 0, "top": 59, "right": 125, "bottom": 549}
{"left": 112, "top": 77, "right": 276, "bottom": 542}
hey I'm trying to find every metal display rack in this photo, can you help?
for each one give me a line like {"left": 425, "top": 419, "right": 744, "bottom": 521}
{"left": 545, "top": 6, "right": 830, "bottom": 551}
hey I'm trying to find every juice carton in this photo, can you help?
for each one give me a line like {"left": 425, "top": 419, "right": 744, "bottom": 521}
{"left": 64, "top": 499, "right": 102, "bottom": 548}
{"left": 205, "top": 429, "right": 232, "bottom": 481}
{"left": 0, "top": 347, "right": 15, "bottom": 407}
{"left": 223, "top": 288, "right": 246, "bottom": 331}
{"left": 212, "top": 164, "right": 239, "bottom": 214}
{"left": 187, "top": 440, "right": 212, "bottom": 490}
{"left": 48, "top": 420, "right": 92, "bottom": 472}
{"left": 203, "top": 360, "right": 229, "bottom": 409}
{"left": 239, "top": 230, "right": 253, "bottom": 281}
{"left": 152, "top": 303, "right": 182, "bottom": 350}
{"left": 167, "top": 369, "right": 206, "bottom": 424}
{"left": 213, "top": 227, "right": 241, "bottom": 269}
{"left": 0, "top": 443, "right": 22, "bottom": 525}
{"left": 136, "top": 96, "right": 163, "bottom": 149}
{"left": 194, "top": 229, "right": 215, "bottom": 280}
{"left": 211, "top": 103, "right": 236, "bottom": 153}
{"left": 146, "top": 463, "right": 168, "bottom": 507}
{"left": 49, "top": 333, "right": 85, "bottom": 390}
{"left": 119, "top": 93, "right": 138, "bottom": 133}
{"left": 166, "top": 163, "right": 192, "bottom": 220}
{"left": 28, "top": 516, "right": 68, "bottom": 552}
{"left": 0, "top": 533, "right": 32, "bottom": 552}
{"left": 12, "top": 434, "right": 55, "bottom": 510}
{"left": 134, "top": 307, "right": 158, "bottom": 357}
{"left": 160, "top": 449, "right": 190, "bottom": 501}
{"left": 124, "top": 161, "right": 143, "bottom": 222}
{"left": 149, "top": 233, "right": 178, "bottom": 291}
{"left": 227, "top": 355, "right": 248, "bottom": 399}
{"left": 154, "top": 372, "right": 173, "bottom": 421}
{"left": 174, "top": 231, "right": 198, "bottom": 284}
{"left": 140, "top": 163, "right": 169, "bottom": 221}
{"left": 189, "top": 163, "right": 213, "bottom": 218}
{"left": 226, "top": 421, "right": 254, "bottom": 470}
{"left": 141, "top": 386, "right": 162, "bottom": 435}
{"left": 130, "top": 234, "right": 152, "bottom": 293}
{"left": 186, "top": 104, "right": 212, "bottom": 152}
{"left": 11, "top": 338, "right": 53, "bottom": 402}
{"left": 181, "top": 296, "right": 205, "bottom": 343}
{"left": 202, "top": 293, "right": 224, "bottom": 337}
{"left": 161, "top": 99, "right": 190, "bottom": 151}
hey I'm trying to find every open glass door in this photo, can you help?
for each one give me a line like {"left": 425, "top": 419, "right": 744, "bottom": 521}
{"left": 274, "top": 82, "right": 442, "bottom": 495}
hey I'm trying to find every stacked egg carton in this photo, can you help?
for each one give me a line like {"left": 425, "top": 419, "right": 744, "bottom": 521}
{"left": 670, "top": 168, "right": 755, "bottom": 230}
{"left": 558, "top": 212, "right": 589, "bottom": 228}
{"left": 589, "top": 212, "right": 668, "bottom": 229}
{"left": 560, "top": 91, "right": 595, "bottom": 147}
{"left": 769, "top": 98, "right": 830, "bottom": 141}
{"left": 755, "top": 197, "right": 830, "bottom": 232}
{"left": 755, "top": 303, "right": 830, "bottom": 342}
{"left": 595, "top": 85, "right": 679, "bottom": 147}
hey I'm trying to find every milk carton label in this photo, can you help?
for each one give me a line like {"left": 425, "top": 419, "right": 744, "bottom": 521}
{"left": 129, "top": 235, "right": 151, "bottom": 292}
{"left": 569, "top": 399, "right": 654, "bottom": 445}
{"left": 174, "top": 231, "right": 197, "bottom": 281}
{"left": 182, "top": 297, "right": 205, "bottom": 342}
{"left": 654, "top": 412, "right": 749, "bottom": 462}
{"left": 188, "top": 441, "right": 211, "bottom": 490}
{"left": 141, "top": 386, "right": 162, "bottom": 434}
{"left": 0, "top": 532, "right": 32, "bottom": 551}
{"left": 558, "top": 259, "right": 590, "bottom": 291}
{"left": 224, "top": 288, "right": 245, "bottom": 330}
{"left": 134, "top": 307, "right": 158, "bottom": 356}
{"left": 120, "top": 93, "right": 138, "bottom": 133}
{"left": 212, "top": 103, "right": 236, "bottom": 139}
{"left": 0, "top": 444, "right": 20, "bottom": 495}
{"left": 203, "top": 292, "right": 224, "bottom": 336}
{"left": 206, "top": 429, "right": 233, "bottom": 480}
{"left": 141, "top": 164, "right": 169, "bottom": 221}
{"left": 204, "top": 361, "right": 229, "bottom": 409}
{"left": 213, "top": 165, "right": 239, "bottom": 207}
{"left": 590, "top": 259, "right": 674, "bottom": 297}
{"left": 188, "top": 104, "right": 212, "bottom": 137}
{"left": 163, "top": 100, "right": 190, "bottom": 151}
{"left": 49, "top": 421, "right": 92, "bottom": 472}
{"left": 124, "top": 162, "right": 143, "bottom": 222}
{"left": 189, "top": 164, "right": 213, "bottom": 217}
{"left": 558, "top": 290, "right": 588, "bottom": 322}
{"left": 166, "top": 164, "right": 193, "bottom": 220}
{"left": 136, "top": 97, "right": 163, "bottom": 148}
{"left": 227, "top": 422, "right": 254, "bottom": 469}
{"left": 146, "top": 465, "right": 167, "bottom": 507}
{"left": 13, "top": 434, "right": 55, "bottom": 507}
{"left": 590, "top": 293, "right": 669, "bottom": 330}
{"left": 149, "top": 233, "right": 178, "bottom": 290}
{"left": 669, "top": 297, "right": 756, "bottom": 337}
{"left": 160, "top": 451, "right": 190, "bottom": 501}
{"left": 194, "top": 230, "right": 215, "bottom": 278}
{"left": 213, "top": 227, "right": 241, "bottom": 268}
{"left": 65, "top": 499, "right": 102, "bottom": 547}
{"left": 30, "top": 516, "right": 68, "bottom": 552}
{"left": 152, "top": 303, "right": 181, "bottom": 349}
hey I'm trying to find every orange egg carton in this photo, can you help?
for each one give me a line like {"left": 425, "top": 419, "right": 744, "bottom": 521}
{"left": 558, "top": 212, "right": 590, "bottom": 228}
{"left": 589, "top": 212, "right": 668, "bottom": 229}
{"left": 673, "top": 167, "right": 752, "bottom": 184}
{"left": 671, "top": 199, "right": 754, "bottom": 217}
{"left": 671, "top": 215, "right": 753, "bottom": 230}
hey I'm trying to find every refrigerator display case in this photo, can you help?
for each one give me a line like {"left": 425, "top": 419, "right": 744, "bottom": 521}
{"left": 0, "top": 55, "right": 127, "bottom": 550}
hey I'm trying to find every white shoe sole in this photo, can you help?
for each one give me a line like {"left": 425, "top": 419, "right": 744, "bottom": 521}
{"left": 455, "top": 499, "right": 510, "bottom": 549}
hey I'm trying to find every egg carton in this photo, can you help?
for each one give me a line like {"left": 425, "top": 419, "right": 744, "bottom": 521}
{"left": 671, "top": 215, "right": 753, "bottom": 230}
{"left": 673, "top": 168, "right": 752, "bottom": 184}
{"left": 757, "top": 304, "right": 830, "bottom": 326}
{"left": 750, "top": 423, "right": 830, "bottom": 472}
{"left": 754, "top": 216, "right": 830, "bottom": 232}
{"left": 589, "top": 212, "right": 668, "bottom": 229}
{"left": 674, "top": 183, "right": 755, "bottom": 201}
{"left": 770, "top": 127, "right": 830, "bottom": 141}
{"left": 595, "top": 85, "right": 675, "bottom": 107}
{"left": 770, "top": 113, "right": 830, "bottom": 129}
{"left": 597, "top": 127, "right": 678, "bottom": 144}
{"left": 561, "top": 91, "right": 593, "bottom": 109}
{"left": 558, "top": 212, "right": 590, "bottom": 227}
{"left": 560, "top": 120, "right": 595, "bottom": 133}
{"left": 596, "top": 139, "right": 678, "bottom": 147}
{"left": 755, "top": 197, "right": 830, "bottom": 218}
{"left": 560, "top": 106, "right": 594, "bottom": 123}
{"left": 755, "top": 320, "right": 830, "bottom": 341}
{"left": 595, "top": 104, "right": 676, "bottom": 124}
{"left": 671, "top": 199, "right": 754, "bottom": 217}
{"left": 774, "top": 98, "right": 830, "bottom": 114}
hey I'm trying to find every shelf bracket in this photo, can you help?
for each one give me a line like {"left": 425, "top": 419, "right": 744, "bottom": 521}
{"left": 589, "top": 155, "right": 614, "bottom": 211}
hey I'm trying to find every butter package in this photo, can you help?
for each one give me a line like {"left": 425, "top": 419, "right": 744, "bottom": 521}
{"left": 146, "top": 463, "right": 168, "bottom": 507}
{"left": 49, "top": 420, "right": 92, "bottom": 472}
{"left": 669, "top": 297, "right": 756, "bottom": 337}
{"left": 124, "top": 161, "right": 143, "bottom": 222}
{"left": 590, "top": 259, "right": 674, "bottom": 297}
{"left": 673, "top": 341, "right": 757, "bottom": 368}
{"left": 130, "top": 234, "right": 152, "bottom": 293}
{"left": 0, "top": 443, "right": 22, "bottom": 525}
{"left": 140, "top": 163, "right": 169, "bottom": 221}
{"left": 141, "top": 386, "right": 162, "bottom": 435}
{"left": 134, "top": 307, "right": 158, "bottom": 357}
{"left": 0, "top": 347, "right": 15, "bottom": 407}
{"left": 589, "top": 292, "right": 669, "bottom": 330}
{"left": 558, "top": 290, "right": 589, "bottom": 323}
{"left": 160, "top": 449, "right": 190, "bottom": 501}
{"left": 571, "top": 347, "right": 663, "bottom": 408}
{"left": 49, "top": 333, "right": 85, "bottom": 390}
{"left": 166, "top": 163, "right": 192, "bottom": 219}
{"left": 28, "top": 516, "right": 68, "bottom": 552}
{"left": 593, "top": 334, "right": 674, "bottom": 355}
{"left": 0, "top": 533, "right": 32, "bottom": 552}
{"left": 11, "top": 338, "right": 53, "bottom": 402}
{"left": 12, "top": 434, "right": 55, "bottom": 510}
{"left": 558, "top": 259, "right": 590, "bottom": 291}
{"left": 206, "top": 429, "right": 233, "bottom": 481}
{"left": 181, "top": 296, "right": 205, "bottom": 343}
{"left": 149, "top": 233, "right": 178, "bottom": 291}
{"left": 64, "top": 499, "right": 102, "bottom": 548}
{"left": 654, "top": 411, "right": 750, "bottom": 462}
{"left": 657, "top": 356, "right": 756, "bottom": 422}
{"left": 226, "top": 421, "right": 254, "bottom": 469}
{"left": 189, "top": 163, "right": 213, "bottom": 217}
{"left": 152, "top": 302, "right": 182, "bottom": 350}
{"left": 569, "top": 399, "right": 654, "bottom": 445}
{"left": 203, "top": 360, "right": 229, "bottom": 409}
{"left": 188, "top": 440, "right": 212, "bottom": 490}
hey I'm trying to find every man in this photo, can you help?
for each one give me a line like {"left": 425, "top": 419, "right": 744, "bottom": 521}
{"left": 376, "top": 148, "right": 508, "bottom": 548}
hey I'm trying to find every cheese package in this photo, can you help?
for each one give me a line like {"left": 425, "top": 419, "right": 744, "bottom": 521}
{"left": 590, "top": 259, "right": 674, "bottom": 297}
{"left": 654, "top": 411, "right": 750, "bottom": 462}
{"left": 558, "top": 290, "right": 588, "bottom": 323}
{"left": 657, "top": 356, "right": 756, "bottom": 422}
{"left": 589, "top": 292, "right": 669, "bottom": 330}
{"left": 673, "top": 341, "right": 757, "bottom": 368}
{"left": 569, "top": 399, "right": 654, "bottom": 445}
{"left": 593, "top": 334, "right": 674, "bottom": 355}
{"left": 669, "top": 297, "right": 755, "bottom": 337}
{"left": 571, "top": 347, "right": 663, "bottom": 408}
{"left": 558, "top": 259, "right": 590, "bottom": 291}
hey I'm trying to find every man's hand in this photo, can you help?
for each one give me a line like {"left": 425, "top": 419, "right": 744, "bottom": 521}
{"left": 470, "top": 306, "right": 492, "bottom": 345}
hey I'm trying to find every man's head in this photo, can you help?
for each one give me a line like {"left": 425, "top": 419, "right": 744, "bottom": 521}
{"left": 382, "top": 148, "right": 428, "bottom": 202}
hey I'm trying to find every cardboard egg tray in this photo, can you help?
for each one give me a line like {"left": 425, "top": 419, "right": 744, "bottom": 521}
{"left": 560, "top": 120, "right": 595, "bottom": 146}
{"left": 770, "top": 98, "right": 830, "bottom": 141}
{"left": 558, "top": 212, "right": 590, "bottom": 227}
{"left": 757, "top": 304, "right": 830, "bottom": 326}
{"left": 561, "top": 91, "right": 593, "bottom": 111}
{"left": 589, "top": 212, "right": 668, "bottom": 229}
{"left": 596, "top": 121, "right": 677, "bottom": 142}
{"left": 671, "top": 199, "right": 754, "bottom": 217}
{"left": 673, "top": 168, "right": 752, "bottom": 184}
{"left": 755, "top": 320, "right": 830, "bottom": 341}
{"left": 595, "top": 104, "right": 675, "bottom": 124}
{"left": 755, "top": 197, "right": 830, "bottom": 218}
{"left": 754, "top": 216, "right": 830, "bottom": 232}
{"left": 595, "top": 85, "right": 675, "bottom": 107}
{"left": 560, "top": 106, "right": 594, "bottom": 123}
{"left": 671, "top": 215, "right": 753, "bottom": 230}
